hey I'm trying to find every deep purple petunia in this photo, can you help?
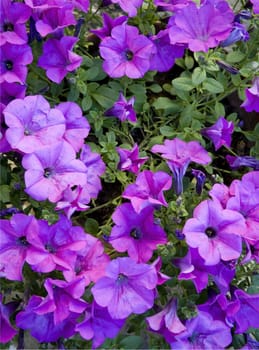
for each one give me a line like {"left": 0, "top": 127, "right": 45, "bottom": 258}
{"left": 0, "top": 43, "right": 33, "bottom": 84}
{"left": 22, "top": 141, "right": 87, "bottom": 202}
{"left": 154, "top": 0, "right": 191, "bottom": 12}
{"left": 38, "top": 36, "right": 82, "bottom": 83}
{"left": 4, "top": 95, "right": 66, "bottom": 153}
{"left": 168, "top": 0, "right": 234, "bottom": 52}
{"left": 226, "top": 155, "right": 259, "bottom": 170}
{"left": 0, "top": 0, "right": 31, "bottom": 46}
{"left": 0, "top": 294, "right": 18, "bottom": 343}
{"left": 105, "top": 92, "right": 137, "bottom": 123}
{"left": 16, "top": 295, "right": 78, "bottom": 342}
{"left": 0, "top": 103, "right": 11, "bottom": 153}
{"left": 56, "top": 101, "right": 90, "bottom": 152}
{"left": 241, "top": 77, "right": 259, "bottom": 112}
{"left": 192, "top": 169, "right": 206, "bottom": 195}
{"left": 109, "top": 203, "right": 167, "bottom": 263}
{"left": 251, "top": 0, "right": 259, "bottom": 14}
{"left": 91, "top": 13, "right": 127, "bottom": 39}
{"left": 92, "top": 257, "right": 157, "bottom": 319}
{"left": 76, "top": 302, "right": 125, "bottom": 349}
{"left": 110, "top": 0, "right": 143, "bottom": 17}
{"left": 116, "top": 143, "right": 148, "bottom": 174}
{"left": 122, "top": 170, "right": 172, "bottom": 213}
{"left": 100, "top": 23, "right": 155, "bottom": 78}
{"left": 170, "top": 311, "right": 232, "bottom": 349}
{"left": 0, "top": 82, "right": 26, "bottom": 107}
{"left": 151, "top": 138, "right": 211, "bottom": 195}
{"left": 201, "top": 116, "right": 234, "bottom": 151}
{"left": 182, "top": 199, "right": 246, "bottom": 265}
{"left": 221, "top": 22, "right": 249, "bottom": 47}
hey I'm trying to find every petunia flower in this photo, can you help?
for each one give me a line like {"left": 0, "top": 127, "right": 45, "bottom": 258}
{"left": 0, "top": 294, "right": 18, "bottom": 343}
{"left": 109, "top": 203, "right": 167, "bottom": 263}
{"left": 251, "top": 0, "right": 259, "bottom": 14}
{"left": 168, "top": 0, "right": 234, "bottom": 52}
{"left": 92, "top": 257, "right": 157, "bottom": 319}
{"left": 226, "top": 155, "right": 259, "bottom": 170}
{"left": 0, "top": 81, "right": 26, "bottom": 107}
{"left": 221, "top": 22, "right": 249, "bottom": 47}
{"left": 241, "top": 77, "right": 259, "bottom": 112}
{"left": 154, "top": 0, "right": 192, "bottom": 12}
{"left": 105, "top": 92, "right": 137, "bottom": 123}
{"left": 201, "top": 116, "right": 234, "bottom": 151}
{"left": 91, "top": 13, "right": 127, "bottom": 39}
{"left": 100, "top": 23, "right": 155, "bottom": 78}
{"left": 110, "top": 0, "right": 143, "bottom": 17}
{"left": 38, "top": 36, "right": 82, "bottom": 83}
{"left": 122, "top": 170, "right": 172, "bottom": 213}
{"left": 116, "top": 143, "right": 148, "bottom": 173}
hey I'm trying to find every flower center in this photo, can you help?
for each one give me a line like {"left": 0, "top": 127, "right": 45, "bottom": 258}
{"left": 17, "top": 236, "right": 29, "bottom": 247}
{"left": 5, "top": 60, "right": 13, "bottom": 71}
{"left": 44, "top": 167, "right": 53, "bottom": 178}
{"left": 205, "top": 226, "right": 217, "bottom": 238}
{"left": 130, "top": 228, "right": 142, "bottom": 240}
{"left": 3, "top": 22, "right": 14, "bottom": 31}
{"left": 125, "top": 50, "right": 134, "bottom": 61}
{"left": 116, "top": 273, "right": 128, "bottom": 285}
{"left": 45, "top": 243, "right": 56, "bottom": 253}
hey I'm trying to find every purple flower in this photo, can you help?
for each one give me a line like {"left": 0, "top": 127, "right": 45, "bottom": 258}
{"left": 25, "top": 215, "right": 87, "bottom": 273}
{"left": 105, "top": 92, "right": 137, "bottom": 123}
{"left": 154, "top": 0, "right": 192, "bottom": 12}
{"left": 151, "top": 138, "right": 211, "bottom": 195}
{"left": 16, "top": 295, "right": 78, "bottom": 342}
{"left": 4, "top": 95, "right": 66, "bottom": 153}
{"left": 109, "top": 203, "right": 167, "bottom": 263}
{"left": 0, "top": 82, "right": 26, "bottom": 107}
{"left": 100, "top": 23, "right": 155, "bottom": 78}
{"left": 146, "top": 299, "right": 186, "bottom": 344}
{"left": 0, "top": 0, "right": 31, "bottom": 46}
{"left": 92, "top": 257, "right": 157, "bottom": 319}
{"left": 0, "top": 294, "right": 17, "bottom": 343}
{"left": 76, "top": 302, "right": 125, "bottom": 349}
{"left": 56, "top": 101, "right": 90, "bottom": 152}
{"left": 192, "top": 169, "right": 206, "bottom": 195}
{"left": 22, "top": 141, "right": 87, "bottom": 203}
{"left": 0, "top": 43, "right": 33, "bottom": 84}
{"left": 0, "top": 213, "right": 39, "bottom": 281}
{"left": 201, "top": 116, "right": 234, "bottom": 150}
{"left": 91, "top": 13, "right": 127, "bottom": 39}
{"left": 170, "top": 311, "right": 232, "bottom": 349}
{"left": 241, "top": 77, "right": 259, "bottom": 112}
{"left": 251, "top": 0, "right": 259, "bottom": 14}
{"left": 122, "top": 170, "right": 172, "bottom": 213}
{"left": 221, "top": 22, "right": 249, "bottom": 47}
{"left": 110, "top": 0, "right": 143, "bottom": 17}
{"left": 226, "top": 155, "right": 259, "bottom": 170}
{"left": 0, "top": 103, "right": 11, "bottom": 153}
{"left": 168, "top": 0, "right": 234, "bottom": 52}
{"left": 183, "top": 199, "right": 246, "bottom": 265}
{"left": 149, "top": 29, "right": 185, "bottom": 72}
{"left": 38, "top": 36, "right": 82, "bottom": 83}
{"left": 116, "top": 143, "right": 148, "bottom": 173}
{"left": 35, "top": 5, "right": 76, "bottom": 37}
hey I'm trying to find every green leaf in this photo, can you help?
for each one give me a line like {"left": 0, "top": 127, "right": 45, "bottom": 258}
{"left": 119, "top": 336, "right": 145, "bottom": 349}
{"left": 215, "top": 101, "right": 225, "bottom": 117}
{"left": 91, "top": 86, "right": 116, "bottom": 109}
{"left": 226, "top": 51, "right": 246, "bottom": 63}
{"left": 203, "top": 78, "right": 224, "bottom": 93}
{"left": 172, "top": 77, "right": 194, "bottom": 91}
{"left": 148, "top": 84, "right": 162, "bottom": 93}
{"left": 81, "top": 95, "right": 92, "bottom": 111}
{"left": 192, "top": 67, "right": 206, "bottom": 85}
{"left": 185, "top": 55, "right": 194, "bottom": 69}
{"left": 160, "top": 125, "right": 176, "bottom": 137}
{"left": 84, "top": 218, "right": 99, "bottom": 235}
{"left": 152, "top": 97, "right": 181, "bottom": 112}
{"left": 0, "top": 185, "right": 10, "bottom": 203}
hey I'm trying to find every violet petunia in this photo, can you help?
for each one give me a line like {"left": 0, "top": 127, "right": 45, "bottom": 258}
{"left": 91, "top": 13, "right": 127, "bottom": 39}
{"left": 226, "top": 155, "right": 259, "bottom": 170}
{"left": 122, "top": 170, "right": 172, "bottom": 213}
{"left": 0, "top": 82, "right": 26, "bottom": 107}
{"left": 100, "top": 23, "right": 155, "bottom": 79}
{"left": 22, "top": 141, "right": 87, "bottom": 203}
{"left": 251, "top": 0, "right": 259, "bottom": 14}
{"left": 154, "top": 0, "right": 191, "bottom": 12}
{"left": 110, "top": 0, "right": 143, "bottom": 17}
{"left": 38, "top": 36, "right": 82, "bottom": 83}
{"left": 168, "top": 0, "right": 234, "bottom": 52}
{"left": 0, "top": 103, "right": 11, "bottom": 153}
{"left": 0, "top": 294, "right": 18, "bottom": 343}
{"left": 92, "top": 257, "right": 157, "bottom": 319}
{"left": 105, "top": 92, "right": 137, "bottom": 123}
{"left": 182, "top": 199, "right": 246, "bottom": 265}
{"left": 116, "top": 143, "right": 148, "bottom": 174}
{"left": 4, "top": 95, "right": 66, "bottom": 153}
{"left": 201, "top": 116, "right": 234, "bottom": 151}
{"left": 221, "top": 22, "right": 249, "bottom": 47}
{"left": 109, "top": 203, "right": 167, "bottom": 263}
{"left": 241, "top": 77, "right": 259, "bottom": 112}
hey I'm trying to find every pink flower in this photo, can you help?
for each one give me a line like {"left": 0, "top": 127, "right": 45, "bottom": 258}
{"left": 116, "top": 143, "right": 148, "bottom": 173}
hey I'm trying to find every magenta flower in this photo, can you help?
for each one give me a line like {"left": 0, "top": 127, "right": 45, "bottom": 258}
{"left": 100, "top": 23, "right": 155, "bottom": 78}
{"left": 251, "top": 0, "right": 259, "bottom": 14}
{"left": 56, "top": 101, "right": 90, "bottom": 152}
{"left": 122, "top": 170, "right": 172, "bottom": 213}
{"left": 92, "top": 257, "right": 157, "bottom": 319}
{"left": 146, "top": 299, "right": 186, "bottom": 344}
{"left": 4, "top": 95, "right": 66, "bottom": 153}
{"left": 109, "top": 203, "right": 167, "bottom": 263}
{"left": 110, "top": 0, "right": 143, "bottom": 17}
{"left": 116, "top": 143, "right": 148, "bottom": 173}
{"left": 154, "top": 0, "right": 191, "bottom": 12}
{"left": 22, "top": 141, "right": 87, "bottom": 203}
{"left": 76, "top": 302, "right": 125, "bottom": 349}
{"left": 0, "top": 81, "right": 26, "bottom": 107}
{"left": 0, "top": 43, "right": 33, "bottom": 84}
{"left": 170, "top": 311, "right": 232, "bottom": 349}
{"left": 151, "top": 138, "right": 211, "bottom": 195}
{"left": 0, "top": 0, "right": 31, "bottom": 46}
{"left": 168, "top": 0, "right": 234, "bottom": 52}
{"left": 0, "top": 103, "right": 11, "bottom": 153}
{"left": 91, "top": 13, "right": 127, "bottom": 39}
{"left": 241, "top": 77, "right": 259, "bottom": 112}
{"left": 201, "top": 116, "right": 234, "bottom": 150}
{"left": 183, "top": 199, "right": 246, "bottom": 265}
{"left": 38, "top": 36, "right": 82, "bottom": 83}
{"left": 0, "top": 295, "right": 17, "bottom": 343}
{"left": 105, "top": 92, "right": 137, "bottom": 123}
{"left": 16, "top": 295, "right": 79, "bottom": 342}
